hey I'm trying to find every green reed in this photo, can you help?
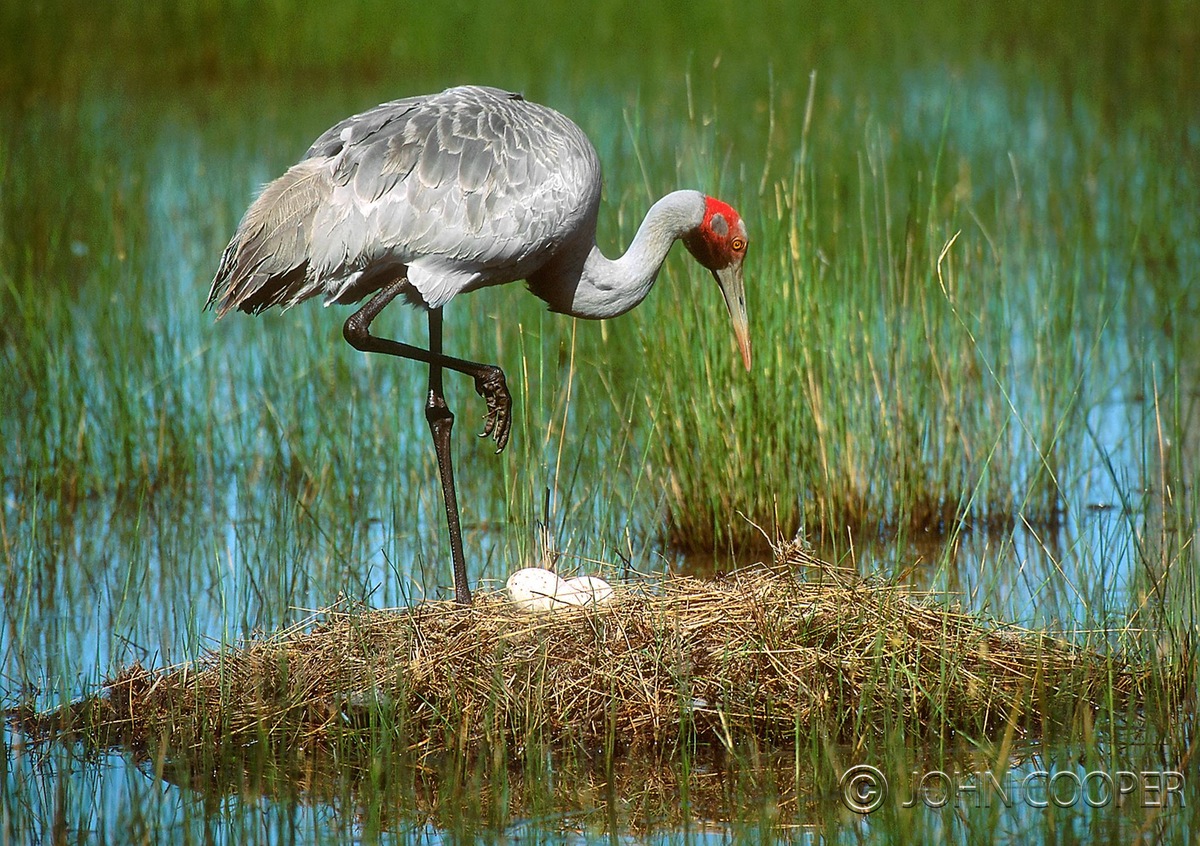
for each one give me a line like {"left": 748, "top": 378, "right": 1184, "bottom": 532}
{"left": 639, "top": 69, "right": 1197, "bottom": 555}
{"left": 2, "top": 0, "right": 1198, "bottom": 842}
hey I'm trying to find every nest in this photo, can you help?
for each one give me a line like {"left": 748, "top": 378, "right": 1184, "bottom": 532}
{"left": 54, "top": 545, "right": 1139, "bottom": 757}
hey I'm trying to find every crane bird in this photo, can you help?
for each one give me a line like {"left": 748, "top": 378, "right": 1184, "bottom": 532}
{"left": 206, "top": 85, "right": 751, "bottom": 606}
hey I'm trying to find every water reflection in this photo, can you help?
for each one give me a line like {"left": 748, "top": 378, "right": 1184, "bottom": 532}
{"left": 8, "top": 720, "right": 1190, "bottom": 843}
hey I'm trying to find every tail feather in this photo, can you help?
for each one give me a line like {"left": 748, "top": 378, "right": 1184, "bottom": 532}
{"left": 205, "top": 159, "right": 333, "bottom": 316}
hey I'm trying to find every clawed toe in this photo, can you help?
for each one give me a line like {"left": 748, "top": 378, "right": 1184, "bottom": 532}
{"left": 474, "top": 368, "right": 512, "bottom": 453}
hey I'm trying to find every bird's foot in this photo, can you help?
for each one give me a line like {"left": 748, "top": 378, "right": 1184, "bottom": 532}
{"left": 474, "top": 367, "right": 511, "bottom": 452}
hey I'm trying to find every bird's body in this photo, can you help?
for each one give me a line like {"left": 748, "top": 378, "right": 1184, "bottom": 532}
{"left": 210, "top": 87, "right": 607, "bottom": 317}
{"left": 207, "top": 85, "right": 751, "bottom": 605}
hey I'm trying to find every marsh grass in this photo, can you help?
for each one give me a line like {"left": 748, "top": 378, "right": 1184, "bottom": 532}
{"left": 643, "top": 70, "right": 1198, "bottom": 554}
{"left": 25, "top": 544, "right": 1153, "bottom": 758}
{"left": 3, "top": 0, "right": 1200, "bottom": 842}
{"left": 16, "top": 543, "right": 1193, "bottom": 840}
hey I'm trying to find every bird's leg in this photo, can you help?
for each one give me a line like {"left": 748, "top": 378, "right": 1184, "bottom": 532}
{"left": 343, "top": 278, "right": 516, "bottom": 605}
{"left": 425, "top": 309, "right": 472, "bottom": 606}
{"left": 342, "top": 277, "right": 513, "bottom": 451}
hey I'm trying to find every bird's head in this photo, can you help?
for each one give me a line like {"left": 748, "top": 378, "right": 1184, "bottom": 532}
{"left": 682, "top": 197, "right": 751, "bottom": 370}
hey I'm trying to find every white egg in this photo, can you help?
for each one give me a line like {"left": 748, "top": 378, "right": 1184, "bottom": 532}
{"left": 559, "top": 575, "right": 614, "bottom": 606}
{"left": 505, "top": 567, "right": 570, "bottom": 613}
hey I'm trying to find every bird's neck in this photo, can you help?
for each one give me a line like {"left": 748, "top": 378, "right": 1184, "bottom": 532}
{"left": 554, "top": 190, "right": 706, "bottom": 320}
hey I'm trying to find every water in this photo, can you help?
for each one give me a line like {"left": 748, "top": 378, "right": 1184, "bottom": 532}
{"left": 3, "top": 20, "right": 1198, "bottom": 842}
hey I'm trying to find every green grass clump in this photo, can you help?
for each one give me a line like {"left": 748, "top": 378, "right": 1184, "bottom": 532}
{"left": 3, "top": 0, "right": 1199, "bottom": 841}
{"left": 639, "top": 67, "right": 1198, "bottom": 552}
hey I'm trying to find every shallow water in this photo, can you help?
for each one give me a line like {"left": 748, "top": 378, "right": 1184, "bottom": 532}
{"left": 3, "top": 29, "right": 1198, "bottom": 844}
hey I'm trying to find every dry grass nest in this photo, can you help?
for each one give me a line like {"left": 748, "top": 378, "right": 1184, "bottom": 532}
{"left": 74, "top": 544, "right": 1144, "bottom": 755}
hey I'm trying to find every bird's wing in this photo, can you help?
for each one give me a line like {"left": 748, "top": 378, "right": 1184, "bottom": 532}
{"left": 208, "top": 86, "right": 601, "bottom": 315}
{"left": 205, "top": 157, "right": 334, "bottom": 315}
{"left": 307, "top": 86, "right": 602, "bottom": 308}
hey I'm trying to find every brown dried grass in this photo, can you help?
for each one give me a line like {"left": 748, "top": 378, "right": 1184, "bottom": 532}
{"left": 57, "top": 544, "right": 1142, "bottom": 757}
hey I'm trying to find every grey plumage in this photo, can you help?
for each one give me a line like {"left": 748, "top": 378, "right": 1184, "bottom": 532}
{"left": 206, "top": 85, "right": 602, "bottom": 317}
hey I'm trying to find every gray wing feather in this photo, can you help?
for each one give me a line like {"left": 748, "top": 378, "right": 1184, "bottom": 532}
{"left": 208, "top": 85, "right": 602, "bottom": 315}
{"left": 205, "top": 159, "right": 332, "bottom": 315}
{"left": 457, "top": 136, "right": 493, "bottom": 192}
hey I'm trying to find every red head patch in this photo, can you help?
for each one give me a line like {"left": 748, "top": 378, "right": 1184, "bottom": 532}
{"left": 683, "top": 196, "right": 748, "bottom": 270}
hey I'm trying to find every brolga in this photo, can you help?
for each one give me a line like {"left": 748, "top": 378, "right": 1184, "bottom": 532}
{"left": 206, "top": 85, "right": 751, "bottom": 606}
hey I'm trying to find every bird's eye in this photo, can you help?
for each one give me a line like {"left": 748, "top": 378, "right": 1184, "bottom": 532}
{"left": 731, "top": 238, "right": 746, "bottom": 252}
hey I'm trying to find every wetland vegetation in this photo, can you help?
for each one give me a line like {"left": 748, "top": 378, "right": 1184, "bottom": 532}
{"left": 3, "top": 0, "right": 1198, "bottom": 842}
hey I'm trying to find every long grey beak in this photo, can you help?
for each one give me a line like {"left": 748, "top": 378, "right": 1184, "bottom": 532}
{"left": 714, "top": 264, "right": 751, "bottom": 371}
